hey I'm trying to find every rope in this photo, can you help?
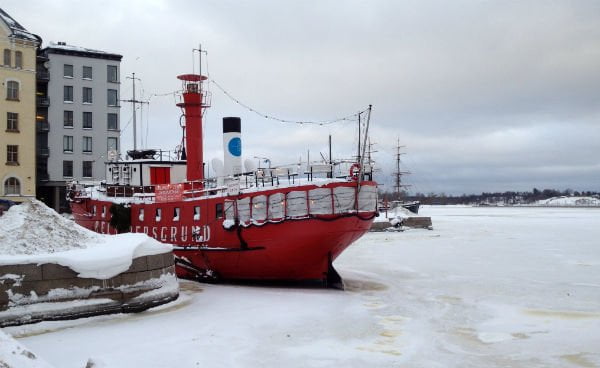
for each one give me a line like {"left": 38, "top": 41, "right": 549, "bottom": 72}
{"left": 210, "top": 79, "right": 369, "bottom": 126}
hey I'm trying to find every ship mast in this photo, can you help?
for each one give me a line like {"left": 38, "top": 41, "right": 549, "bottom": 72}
{"left": 393, "top": 138, "right": 410, "bottom": 200}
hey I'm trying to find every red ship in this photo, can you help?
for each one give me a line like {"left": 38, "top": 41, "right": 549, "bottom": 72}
{"left": 68, "top": 71, "right": 378, "bottom": 288}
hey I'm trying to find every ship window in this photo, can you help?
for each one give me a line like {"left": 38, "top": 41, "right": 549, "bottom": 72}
{"left": 173, "top": 207, "right": 180, "bottom": 221}
{"left": 92, "top": 205, "right": 96, "bottom": 216}
{"left": 215, "top": 203, "right": 223, "bottom": 219}
{"left": 101, "top": 206, "right": 106, "bottom": 218}
{"left": 139, "top": 208, "right": 144, "bottom": 221}
{"left": 155, "top": 208, "right": 162, "bottom": 222}
{"left": 193, "top": 206, "right": 200, "bottom": 221}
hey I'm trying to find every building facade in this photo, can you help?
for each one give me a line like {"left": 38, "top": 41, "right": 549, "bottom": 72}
{"left": 0, "top": 8, "right": 41, "bottom": 204}
{"left": 37, "top": 42, "right": 122, "bottom": 211}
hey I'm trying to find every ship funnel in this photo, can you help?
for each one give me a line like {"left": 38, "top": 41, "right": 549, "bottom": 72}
{"left": 223, "top": 117, "right": 242, "bottom": 176}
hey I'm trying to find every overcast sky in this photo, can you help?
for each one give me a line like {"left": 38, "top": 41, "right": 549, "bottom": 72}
{"left": 4, "top": 0, "right": 600, "bottom": 194}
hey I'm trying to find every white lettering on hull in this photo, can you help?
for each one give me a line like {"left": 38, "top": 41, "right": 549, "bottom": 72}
{"left": 93, "top": 221, "right": 211, "bottom": 244}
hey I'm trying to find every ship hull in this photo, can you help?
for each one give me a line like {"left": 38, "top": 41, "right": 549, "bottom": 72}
{"left": 70, "top": 182, "right": 377, "bottom": 285}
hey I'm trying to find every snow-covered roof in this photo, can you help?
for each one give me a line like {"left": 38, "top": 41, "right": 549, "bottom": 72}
{"left": 0, "top": 7, "right": 40, "bottom": 43}
{"left": 43, "top": 41, "right": 122, "bottom": 61}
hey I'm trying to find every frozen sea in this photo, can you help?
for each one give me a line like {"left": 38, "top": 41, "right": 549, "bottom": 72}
{"left": 5, "top": 206, "right": 600, "bottom": 367}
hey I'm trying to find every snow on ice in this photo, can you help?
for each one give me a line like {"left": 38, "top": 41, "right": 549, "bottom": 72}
{"left": 2, "top": 205, "right": 600, "bottom": 367}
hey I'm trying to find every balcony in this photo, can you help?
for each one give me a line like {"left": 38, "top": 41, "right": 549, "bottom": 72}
{"left": 36, "top": 96, "right": 50, "bottom": 107}
{"left": 36, "top": 121, "right": 50, "bottom": 132}
{"left": 36, "top": 70, "right": 50, "bottom": 81}
{"left": 37, "top": 147, "right": 49, "bottom": 157}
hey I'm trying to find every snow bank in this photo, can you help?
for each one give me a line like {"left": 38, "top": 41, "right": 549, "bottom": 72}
{"left": 0, "top": 200, "right": 172, "bottom": 279}
{"left": 0, "top": 200, "right": 102, "bottom": 255}
{"left": 0, "top": 329, "right": 54, "bottom": 368}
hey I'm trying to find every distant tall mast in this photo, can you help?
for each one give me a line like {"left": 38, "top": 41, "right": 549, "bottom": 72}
{"left": 394, "top": 138, "right": 410, "bottom": 199}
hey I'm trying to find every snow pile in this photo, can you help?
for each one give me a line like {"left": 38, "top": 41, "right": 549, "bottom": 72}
{"left": 0, "top": 200, "right": 172, "bottom": 280}
{"left": 537, "top": 196, "right": 600, "bottom": 206}
{"left": 0, "top": 199, "right": 102, "bottom": 255}
{"left": 374, "top": 204, "right": 415, "bottom": 223}
{"left": 0, "top": 329, "right": 54, "bottom": 368}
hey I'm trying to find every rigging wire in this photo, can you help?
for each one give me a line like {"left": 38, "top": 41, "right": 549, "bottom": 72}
{"left": 210, "top": 78, "right": 368, "bottom": 126}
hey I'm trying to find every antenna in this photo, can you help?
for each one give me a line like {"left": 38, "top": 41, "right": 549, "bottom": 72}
{"left": 123, "top": 73, "right": 148, "bottom": 150}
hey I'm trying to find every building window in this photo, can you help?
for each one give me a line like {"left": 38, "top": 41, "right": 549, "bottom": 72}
{"left": 107, "top": 137, "right": 118, "bottom": 152}
{"left": 107, "top": 89, "right": 118, "bottom": 106}
{"left": 83, "top": 87, "right": 93, "bottom": 103}
{"left": 83, "top": 136, "right": 92, "bottom": 153}
{"left": 83, "top": 66, "right": 92, "bottom": 79}
{"left": 82, "top": 161, "right": 93, "bottom": 178}
{"left": 6, "top": 112, "right": 18, "bottom": 132}
{"left": 64, "top": 64, "right": 73, "bottom": 78}
{"left": 107, "top": 65, "right": 118, "bottom": 83}
{"left": 4, "top": 177, "right": 20, "bottom": 195}
{"left": 6, "top": 145, "right": 18, "bottom": 165}
{"left": 64, "top": 86, "right": 73, "bottom": 102}
{"left": 63, "top": 160, "right": 73, "bottom": 177}
{"left": 6, "top": 81, "right": 18, "bottom": 100}
{"left": 15, "top": 51, "right": 22, "bottom": 69}
{"left": 3, "top": 49, "right": 10, "bottom": 66}
{"left": 63, "top": 135, "right": 73, "bottom": 152}
{"left": 107, "top": 113, "right": 118, "bottom": 130}
{"left": 83, "top": 112, "right": 93, "bottom": 129}
{"left": 64, "top": 110, "right": 73, "bottom": 128}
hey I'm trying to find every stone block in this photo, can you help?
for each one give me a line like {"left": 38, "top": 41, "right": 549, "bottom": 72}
{"left": 146, "top": 254, "right": 165, "bottom": 270}
{"left": 163, "top": 252, "right": 175, "bottom": 267}
{"left": 403, "top": 217, "right": 433, "bottom": 228}
{"left": 127, "top": 256, "right": 148, "bottom": 273}
{"left": 121, "top": 270, "right": 153, "bottom": 286}
{"left": 89, "top": 289, "right": 123, "bottom": 302}
{"left": 0, "top": 264, "right": 43, "bottom": 281}
{"left": 0, "top": 291, "right": 8, "bottom": 310}
{"left": 103, "top": 274, "right": 123, "bottom": 289}
{"left": 41, "top": 264, "right": 78, "bottom": 280}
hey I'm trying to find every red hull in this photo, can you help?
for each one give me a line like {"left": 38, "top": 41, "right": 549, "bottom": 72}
{"left": 70, "top": 181, "right": 377, "bottom": 285}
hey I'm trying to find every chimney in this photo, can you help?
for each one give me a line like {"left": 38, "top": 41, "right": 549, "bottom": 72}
{"left": 223, "top": 117, "right": 242, "bottom": 176}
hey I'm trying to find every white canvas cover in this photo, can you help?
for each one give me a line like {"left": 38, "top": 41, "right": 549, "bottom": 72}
{"left": 309, "top": 188, "right": 333, "bottom": 215}
{"left": 252, "top": 195, "right": 267, "bottom": 221}
{"left": 333, "top": 186, "right": 356, "bottom": 213}
{"left": 358, "top": 185, "right": 378, "bottom": 212}
{"left": 286, "top": 191, "right": 308, "bottom": 217}
{"left": 224, "top": 200, "right": 236, "bottom": 220}
{"left": 237, "top": 197, "right": 251, "bottom": 223}
{"left": 268, "top": 192, "right": 285, "bottom": 219}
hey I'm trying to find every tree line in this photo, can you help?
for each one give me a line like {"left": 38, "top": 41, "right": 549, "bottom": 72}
{"left": 379, "top": 188, "right": 600, "bottom": 205}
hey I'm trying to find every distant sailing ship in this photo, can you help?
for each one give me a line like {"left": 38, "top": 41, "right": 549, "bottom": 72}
{"left": 68, "top": 53, "right": 378, "bottom": 288}
{"left": 390, "top": 139, "right": 419, "bottom": 214}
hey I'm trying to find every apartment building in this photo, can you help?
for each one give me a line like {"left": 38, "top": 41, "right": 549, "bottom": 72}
{"left": 36, "top": 42, "right": 122, "bottom": 211}
{"left": 0, "top": 8, "right": 41, "bottom": 204}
